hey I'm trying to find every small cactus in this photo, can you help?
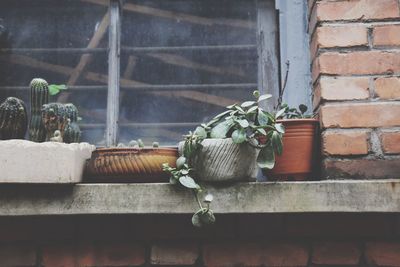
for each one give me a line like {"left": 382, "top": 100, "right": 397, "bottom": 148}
{"left": 128, "top": 140, "right": 139, "bottom": 148}
{"left": 29, "top": 78, "right": 49, "bottom": 142}
{"left": 0, "top": 97, "right": 27, "bottom": 140}
{"left": 41, "top": 103, "right": 68, "bottom": 141}
{"left": 63, "top": 103, "right": 81, "bottom": 143}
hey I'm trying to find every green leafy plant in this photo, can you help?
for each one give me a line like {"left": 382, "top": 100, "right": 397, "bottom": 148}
{"left": 275, "top": 103, "right": 313, "bottom": 119}
{"left": 163, "top": 90, "right": 283, "bottom": 227}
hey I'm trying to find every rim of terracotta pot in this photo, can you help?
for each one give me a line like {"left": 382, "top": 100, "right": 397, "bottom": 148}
{"left": 276, "top": 118, "right": 319, "bottom": 123}
{"left": 93, "top": 147, "right": 178, "bottom": 153}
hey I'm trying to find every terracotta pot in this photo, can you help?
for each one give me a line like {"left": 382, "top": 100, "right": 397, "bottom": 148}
{"left": 179, "top": 138, "right": 258, "bottom": 182}
{"left": 85, "top": 147, "right": 178, "bottom": 182}
{"left": 264, "top": 118, "right": 319, "bottom": 181}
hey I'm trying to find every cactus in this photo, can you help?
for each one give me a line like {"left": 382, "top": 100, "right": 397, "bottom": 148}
{"left": 63, "top": 103, "right": 81, "bottom": 143}
{"left": 64, "top": 120, "right": 81, "bottom": 143}
{"left": 0, "top": 97, "right": 27, "bottom": 140}
{"left": 41, "top": 103, "right": 68, "bottom": 141}
{"left": 29, "top": 78, "right": 49, "bottom": 142}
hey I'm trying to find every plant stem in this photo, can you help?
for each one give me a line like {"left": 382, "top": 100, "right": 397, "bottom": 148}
{"left": 194, "top": 190, "right": 203, "bottom": 210}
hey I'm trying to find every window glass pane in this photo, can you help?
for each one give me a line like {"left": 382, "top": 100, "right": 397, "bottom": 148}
{"left": 0, "top": 0, "right": 109, "bottom": 145}
{"left": 119, "top": 0, "right": 258, "bottom": 146}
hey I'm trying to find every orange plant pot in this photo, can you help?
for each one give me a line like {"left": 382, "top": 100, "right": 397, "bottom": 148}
{"left": 264, "top": 118, "right": 319, "bottom": 181}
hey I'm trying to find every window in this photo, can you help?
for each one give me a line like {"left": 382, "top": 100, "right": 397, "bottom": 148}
{"left": 0, "top": 0, "right": 310, "bottom": 146}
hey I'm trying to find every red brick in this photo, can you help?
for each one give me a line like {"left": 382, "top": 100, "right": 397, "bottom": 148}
{"left": 322, "top": 130, "right": 369, "bottom": 156}
{"left": 0, "top": 245, "right": 37, "bottom": 267}
{"left": 323, "top": 158, "right": 400, "bottom": 179}
{"left": 375, "top": 77, "right": 400, "bottom": 100}
{"left": 320, "top": 102, "right": 400, "bottom": 128}
{"left": 310, "top": 25, "right": 368, "bottom": 59}
{"left": 315, "top": 51, "right": 400, "bottom": 80}
{"left": 316, "top": 0, "right": 400, "bottom": 21}
{"left": 312, "top": 242, "right": 361, "bottom": 265}
{"left": 374, "top": 25, "right": 400, "bottom": 46}
{"left": 381, "top": 131, "right": 400, "bottom": 154}
{"left": 42, "top": 243, "right": 77, "bottom": 267}
{"left": 318, "top": 77, "right": 370, "bottom": 103}
{"left": 319, "top": 25, "right": 367, "bottom": 48}
{"left": 151, "top": 242, "right": 199, "bottom": 265}
{"left": 286, "top": 214, "right": 393, "bottom": 238}
{"left": 203, "top": 242, "right": 309, "bottom": 267}
{"left": 42, "top": 242, "right": 145, "bottom": 267}
{"left": 365, "top": 242, "right": 400, "bottom": 266}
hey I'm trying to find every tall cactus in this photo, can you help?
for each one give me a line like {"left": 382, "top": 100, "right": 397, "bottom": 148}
{"left": 0, "top": 97, "right": 27, "bottom": 140}
{"left": 64, "top": 103, "right": 81, "bottom": 143}
{"left": 29, "top": 78, "right": 49, "bottom": 142}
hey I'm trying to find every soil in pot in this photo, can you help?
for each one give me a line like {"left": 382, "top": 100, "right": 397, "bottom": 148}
{"left": 263, "top": 118, "right": 319, "bottom": 181}
{"left": 85, "top": 147, "right": 178, "bottom": 182}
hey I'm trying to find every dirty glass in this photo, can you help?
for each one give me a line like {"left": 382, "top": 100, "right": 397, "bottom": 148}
{"left": 119, "top": 0, "right": 258, "bottom": 145}
{"left": 0, "top": 0, "right": 109, "bottom": 145}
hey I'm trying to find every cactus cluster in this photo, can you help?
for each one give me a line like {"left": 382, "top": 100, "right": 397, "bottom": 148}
{"left": 63, "top": 103, "right": 81, "bottom": 144}
{"left": 1, "top": 78, "right": 81, "bottom": 143}
{"left": 0, "top": 97, "right": 27, "bottom": 140}
{"left": 29, "top": 78, "right": 49, "bottom": 142}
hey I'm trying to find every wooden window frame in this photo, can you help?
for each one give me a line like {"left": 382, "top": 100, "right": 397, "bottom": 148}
{"left": 105, "top": 0, "right": 311, "bottom": 146}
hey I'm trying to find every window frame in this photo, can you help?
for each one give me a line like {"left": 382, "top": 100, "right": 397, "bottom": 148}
{"left": 105, "top": 0, "right": 310, "bottom": 146}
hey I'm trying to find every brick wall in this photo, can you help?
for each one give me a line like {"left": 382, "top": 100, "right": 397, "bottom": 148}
{"left": 309, "top": 0, "right": 400, "bottom": 179}
{"left": 0, "top": 214, "right": 399, "bottom": 267}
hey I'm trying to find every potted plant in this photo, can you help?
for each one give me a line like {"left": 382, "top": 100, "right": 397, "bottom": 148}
{"left": 262, "top": 61, "right": 319, "bottom": 181}
{"left": 262, "top": 103, "right": 319, "bottom": 181}
{"left": 85, "top": 140, "right": 179, "bottom": 182}
{"left": 163, "top": 90, "right": 283, "bottom": 226}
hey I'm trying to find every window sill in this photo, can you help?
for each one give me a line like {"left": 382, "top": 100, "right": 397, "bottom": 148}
{"left": 0, "top": 179, "right": 399, "bottom": 216}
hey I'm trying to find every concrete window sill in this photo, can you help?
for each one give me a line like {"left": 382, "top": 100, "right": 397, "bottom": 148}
{"left": 0, "top": 179, "right": 399, "bottom": 216}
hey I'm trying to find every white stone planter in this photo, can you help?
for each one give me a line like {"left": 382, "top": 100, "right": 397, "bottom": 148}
{"left": 0, "top": 140, "right": 95, "bottom": 183}
{"left": 179, "top": 138, "right": 258, "bottom": 182}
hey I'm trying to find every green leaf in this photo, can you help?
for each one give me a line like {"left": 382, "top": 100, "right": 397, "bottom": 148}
{"left": 176, "top": 156, "right": 187, "bottom": 169}
{"left": 48, "top": 84, "right": 67, "bottom": 96}
{"left": 257, "top": 145, "right": 275, "bottom": 169}
{"left": 232, "top": 128, "right": 246, "bottom": 144}
{"left": 241, "top": 101, "right": 256, "bottom": 108}
{"left": 210, "top": 120, "right": 232, "bottom": 138}
{"left": 275, "top": 123, "right": 285, "bottom": 134}
{"left": 253, "top": 90, "right": 260, "bottom": 98}
{"left": 194, "top": 126, "right": 207, "bottom": 139}
{"left": 257, "top": 110, "right": 269, "bottom": 126}
{"left": 199, "top": 209, "right": 216, "bottom": 225}
{"left": 234, "top": 105, "right": 246, "bottom": 114}
{"left": 256, "top": 128, "right": 267, "bottom": 135}
{"left": 275, "top": 108, "right": 286, "bottom": 119}
{"left": 237, "top": 119, "right": 249, "bottom": 128}
{"left": 258, "top": 94, "right": 272, "bottom": 102}
{"left": 299, "top": 104, "right": 308, "bottom": 114}
{"left": 179, "top": 176, "right": 200, "bottom": 189}
{"left": 213, "top": 110, "right": 231, "bottom": 120}
{"left": 192, "top": 212, "right": 203, "bottom": 227}
{"left": 246, "top": 106, "right": 258, "bottom": 114}
{"left": 271, "top": 131, "right": 283, "bottom": 155}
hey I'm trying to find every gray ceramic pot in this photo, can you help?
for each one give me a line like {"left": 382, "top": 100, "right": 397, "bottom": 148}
{"left": 179, "top": 138, "right": 258, "bottom": 182}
